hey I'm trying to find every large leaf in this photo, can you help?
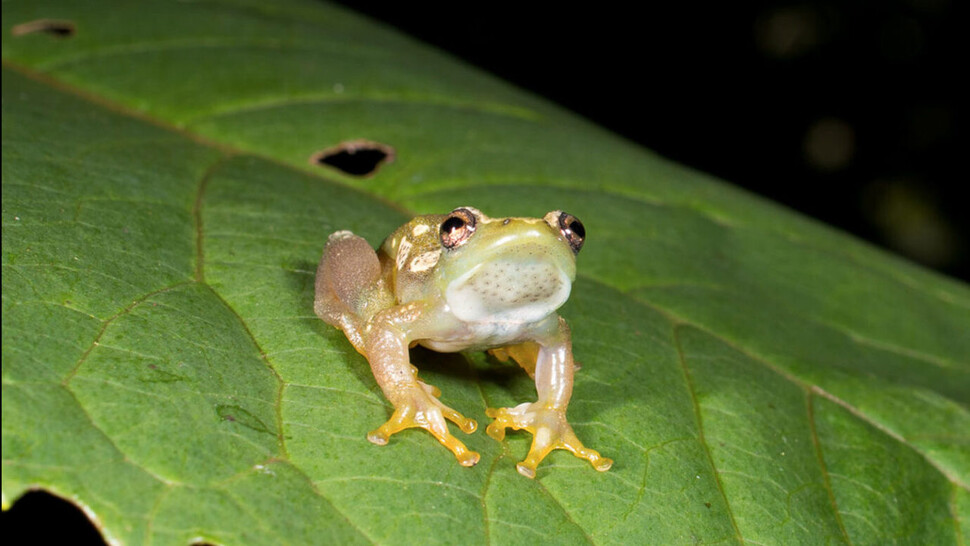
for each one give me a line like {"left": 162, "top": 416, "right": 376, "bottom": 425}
{"left": 2, "top": 1, "right": 968, "bottom": 544}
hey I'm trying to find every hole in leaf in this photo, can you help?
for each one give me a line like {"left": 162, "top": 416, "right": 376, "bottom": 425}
{"left": 1, "top": 490, "right": 105, "bottom": 544}
{"left": 310, "top": 140, "right": 395, "bottom": 177}
{"left": 11, "top": 19, "right": 76, "bottom": 38}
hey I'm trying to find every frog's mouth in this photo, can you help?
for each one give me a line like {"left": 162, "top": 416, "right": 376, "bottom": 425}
{"left": 444, "top": 257, "right": 572, "bottom": 324}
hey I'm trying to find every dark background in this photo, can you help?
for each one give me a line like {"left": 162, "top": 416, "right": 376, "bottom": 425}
{"left": 336, "top": 0, "right": 967, "bottom": 281}
{"left": 1, "top": 0, "right": 964, "bottom": 542}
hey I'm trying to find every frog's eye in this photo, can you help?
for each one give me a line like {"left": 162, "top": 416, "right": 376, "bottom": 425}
{"left": 440, "top": 208, "right": 477, "bottom": 249}
{"left": 558, "top": 212, "right": 586, "bottom": 253}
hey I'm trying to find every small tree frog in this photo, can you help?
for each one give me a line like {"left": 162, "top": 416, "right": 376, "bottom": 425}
{"left": 314, "top": 207, "right": 612, "bottom": 478}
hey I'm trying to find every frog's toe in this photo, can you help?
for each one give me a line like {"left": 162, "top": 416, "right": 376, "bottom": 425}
{"left": 368, "top": 416, "right": 479, "bottom": 466}
{"left": 515, "top": 442, "right": 611, "bottom": 478}
{"left": 425, "top": 412, "right": 480, "bottom": 466}
{"left": 515, "top": 462, "right": 537, "bottom": 479}
{"left": 366, "top": 428, "right": 390, "bottom": 446}
{"left": 366, "top": 408, "right": 412, "bottom": 445}
{"left": 424, "top": 383, "right": 442, "bottom": 398}
{"left": 563, "top": 441, "right": 614, "bottom": 472}
{"left": 486, "top": 404, "right": 611, "bottom": 477}
{"left": 594, "top": 456, "right": 614, "bottom": 472}
{"left": 484, "top": 406, "right": 519, "bottom": 441}
{"left": 368, "top": 389, "right": 480, "bottom": 466}
{"left": 515, "top": 444, "right": 553, "bottom": 479}
{"left": 441, "top": 435, "right": 481, "bottom": 467}
{"left": 485, "top": 420, "right": 506, "bottom": 442}
{"left": 439, "top": 404, "right": 478, "bottom": 434}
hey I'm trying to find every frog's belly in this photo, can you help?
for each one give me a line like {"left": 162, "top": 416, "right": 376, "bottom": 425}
{"left": 417, "top": 320, "right": 535, "bottom": 353}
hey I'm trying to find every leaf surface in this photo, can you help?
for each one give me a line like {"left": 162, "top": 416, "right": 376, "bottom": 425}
{"left": 2, "top": 1, "right": 968, "bottom": 544}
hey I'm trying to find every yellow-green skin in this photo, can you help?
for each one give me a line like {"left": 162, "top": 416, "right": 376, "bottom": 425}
{"left": 314, "top": 207, "right": 611, "bottom": 478}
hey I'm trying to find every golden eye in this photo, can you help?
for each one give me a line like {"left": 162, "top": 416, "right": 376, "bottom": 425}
{"left": 558, "top": 212, "right": 585, "bottom": 253}
{"left": 440, "top": 208, "right": 477, "bottom": 249}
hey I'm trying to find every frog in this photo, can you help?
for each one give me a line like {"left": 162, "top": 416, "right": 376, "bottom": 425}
{"left": 314, "top": 207, "right": 612, "bottom": 478}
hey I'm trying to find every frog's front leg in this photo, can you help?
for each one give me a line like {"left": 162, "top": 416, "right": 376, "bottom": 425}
{"left": 486, "top": 317, "right": 612, "bottom": 478}
{"left": 363, "top": 305, "right": 480, "bottom": 467}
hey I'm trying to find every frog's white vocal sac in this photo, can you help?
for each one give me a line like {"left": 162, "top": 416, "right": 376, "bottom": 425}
{"left": 314, "top": 207, "right": 611, "bottom": 478}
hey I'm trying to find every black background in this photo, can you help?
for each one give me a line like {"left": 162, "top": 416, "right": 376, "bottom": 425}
{"left": 335, "top": 0, "right": 967, "bottom": 281}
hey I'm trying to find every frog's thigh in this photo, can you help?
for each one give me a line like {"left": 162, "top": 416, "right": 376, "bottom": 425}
{"left": 488, "top": 342, "right": 540, "bottom": 378}
{"left": 315, "top": 231, "right": 382, "bottom": 353}
{"left": 315, "top": 231, "right": 381, "bottom": 320}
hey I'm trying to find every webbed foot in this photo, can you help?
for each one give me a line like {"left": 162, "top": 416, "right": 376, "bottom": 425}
{"left": 368, "top": 382, "right": 480, "bottom": 467}
{"left": 486, "top": 403, "right": 612, "bottom": 478}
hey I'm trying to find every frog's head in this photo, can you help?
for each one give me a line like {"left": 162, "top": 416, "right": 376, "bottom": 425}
{"left": 435, "top": 207, "right": 585, "bottom": 323}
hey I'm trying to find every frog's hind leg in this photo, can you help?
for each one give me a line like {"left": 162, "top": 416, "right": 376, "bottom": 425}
{"left": 488, "top": 342, "right": 540, "bottom": 378}
{"left": 315, "top": 231, "right": 383, "bottom": 354}
{"left": 489, "top": 341, "right": 582, "bottom": 378}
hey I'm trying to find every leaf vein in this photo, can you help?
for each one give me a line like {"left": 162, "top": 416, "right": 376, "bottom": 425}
{"left": 672, "top": 325, "right": 744, "bottom": 544}
{"left": 806, "top": 391, "right": 853, "bottom": 543}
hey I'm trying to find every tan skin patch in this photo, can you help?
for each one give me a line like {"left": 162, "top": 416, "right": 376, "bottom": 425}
{"left": 409, "top": 250, "right": 441, "bottom": 273}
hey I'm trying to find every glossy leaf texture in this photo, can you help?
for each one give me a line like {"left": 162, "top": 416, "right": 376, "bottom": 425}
{"left": 2, "top": 1, "right": 968, "bottom": 544}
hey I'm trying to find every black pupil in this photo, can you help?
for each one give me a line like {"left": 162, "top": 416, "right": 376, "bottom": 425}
{"left": 441, "top": 216, "right": 466, "bottom": 234}
{"left": 568, "top": 219, "right": 585, "bottom": 239}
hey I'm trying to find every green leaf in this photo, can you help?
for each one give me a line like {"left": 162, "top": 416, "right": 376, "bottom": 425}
{"left": 2, "top": 1, "right": 968, "bottom": 544}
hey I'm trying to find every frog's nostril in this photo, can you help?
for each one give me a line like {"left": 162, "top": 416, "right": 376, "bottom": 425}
{"left": 311, "top": 139, "right": 395, "bottom": 177}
